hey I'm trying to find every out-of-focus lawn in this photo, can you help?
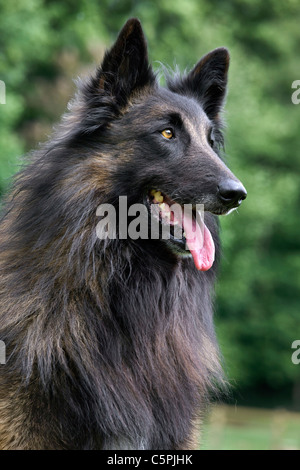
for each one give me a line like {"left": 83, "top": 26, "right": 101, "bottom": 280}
{"left": 200, "top": 405, "right": 300, "bottom": 450}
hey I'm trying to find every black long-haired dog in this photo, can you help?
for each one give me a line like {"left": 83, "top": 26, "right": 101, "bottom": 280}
{"left": 0, "top": 18, "right": 246, "bottom": 449}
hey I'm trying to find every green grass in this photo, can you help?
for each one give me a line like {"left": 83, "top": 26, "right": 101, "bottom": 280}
{"left": 200, "top": 405, "right": 300, "bottom": 450}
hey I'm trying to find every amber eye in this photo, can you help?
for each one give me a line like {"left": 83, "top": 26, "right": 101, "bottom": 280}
{"left": 161, "top": 128, "right": 174, "bottom": 139}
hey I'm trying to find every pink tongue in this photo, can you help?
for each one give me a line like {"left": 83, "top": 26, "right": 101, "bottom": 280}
{"left": 182, "top": 211, "right": 215, "bottom": 271}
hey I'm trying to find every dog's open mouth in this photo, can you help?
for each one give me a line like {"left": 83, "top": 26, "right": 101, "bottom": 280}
{"left": 146, "top": 189, "right": 215, "bottom": 271}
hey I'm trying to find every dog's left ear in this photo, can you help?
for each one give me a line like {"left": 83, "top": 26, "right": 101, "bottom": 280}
{"left": 169, "top": 48, "right": 230, "bottom": 120}
{"left": 95, "top": 18, "right": 155, "bottom": 107}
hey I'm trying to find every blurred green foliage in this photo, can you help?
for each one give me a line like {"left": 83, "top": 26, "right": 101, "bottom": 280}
{"left": 1, "top": 0, "right": 299, "bottom": 407}
{"left": 201, "top": 405, "right": 300, "bottom": 450}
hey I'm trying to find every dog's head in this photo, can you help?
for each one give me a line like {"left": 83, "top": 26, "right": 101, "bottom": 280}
{"left": 74, "top": 18, "right": 247, "bottom": 271}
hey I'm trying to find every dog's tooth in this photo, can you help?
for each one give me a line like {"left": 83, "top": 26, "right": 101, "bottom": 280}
{"left": 154, "top": 191, "right": 164, "bottom": 203}
{"left": 183, "top": 231, "right": 186, "bottom": 237}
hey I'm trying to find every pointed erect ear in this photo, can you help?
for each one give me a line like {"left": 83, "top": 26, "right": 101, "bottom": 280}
{"left": 95, "top": 18, "right": 155, "bottom": 107}
{"left": 168, "top": 47, "right": 230, "bottom": 120}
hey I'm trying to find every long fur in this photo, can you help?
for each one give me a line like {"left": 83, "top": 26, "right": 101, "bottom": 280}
{"left": 0, "top": 18, "right": 240, "bottom": 450}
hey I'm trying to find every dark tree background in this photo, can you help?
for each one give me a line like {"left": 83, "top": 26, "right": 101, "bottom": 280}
{"left": 1, "top": 0, "right": 299, "bottom": 409}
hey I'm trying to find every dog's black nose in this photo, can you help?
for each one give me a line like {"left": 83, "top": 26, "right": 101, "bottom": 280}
{"left": 218, "top": 178, "right": 247, "bottom": 207}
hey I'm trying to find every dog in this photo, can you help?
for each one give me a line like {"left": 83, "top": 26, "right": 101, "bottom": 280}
{"left": 0, "top": 18, "right": 246, "bottom": 450}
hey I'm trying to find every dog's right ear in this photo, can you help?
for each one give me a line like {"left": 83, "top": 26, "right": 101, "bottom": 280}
{"left": 94, "top": 18, "right": 155, "bottom": 107}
